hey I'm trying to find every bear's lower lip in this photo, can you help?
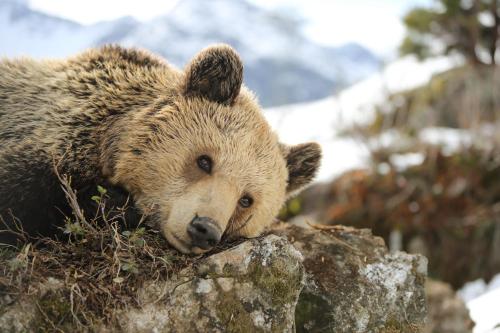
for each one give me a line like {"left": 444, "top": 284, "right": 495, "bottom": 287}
{"left": 169, "top": 232, "right": 193, "bottom": 251}
{"left": 169, "top": 232, "right": 211, "bottom": 254}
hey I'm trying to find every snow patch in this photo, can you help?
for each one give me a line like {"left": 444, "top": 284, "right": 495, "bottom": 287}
{"left": 460, "top": 279, "right": 489, "bottom": 303}
{"left": 419, "top": 127, "right": 473, "bottom": 153}
{"left": 467, "top": 288, "right": 500, "bottom": 333}
{"left": 265, "top": 56, "right": 459, "bottom": 181}
{"left": 460, "top": 273, "right": 500, "bottom": 333}
{"left": 390, "top": 153, "right": 425, "bottom": 170}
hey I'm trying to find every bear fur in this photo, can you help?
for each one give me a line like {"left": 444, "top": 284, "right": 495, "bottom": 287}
{"left": 0, "top": 44, "right": 321, "bottom": 253}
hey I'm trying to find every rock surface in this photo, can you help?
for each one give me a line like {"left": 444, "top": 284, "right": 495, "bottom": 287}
{"left": 0, "top": 235, "right": 304, "bottom": 333}
{"left": 273, "top": 224, "right": 428, "bottom": 333}
{"left": 120, "top": 235, "right": 305, "bottom": 332}
{"left": 0, "top": 225, "right": 427, "bottom": 332}
{"left": 424, "top": 279, "right": 474, "bottom": 333}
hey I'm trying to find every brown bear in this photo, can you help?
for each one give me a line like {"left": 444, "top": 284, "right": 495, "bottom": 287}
{"left": 0, "top": 44, "right": 321, "bottom": 254}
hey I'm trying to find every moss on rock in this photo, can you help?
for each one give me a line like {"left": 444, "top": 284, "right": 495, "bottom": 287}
{"left": 1, "top": 226, "right": 428, "bottom": 332}
{"left": 273, "top": 224, "right": 427, "bottom": 333}
{"left": 35, "top": 291, "right": 74, "bottom": 333}
{"left": 215, "top": 289, "right": 262, "bottom": 333}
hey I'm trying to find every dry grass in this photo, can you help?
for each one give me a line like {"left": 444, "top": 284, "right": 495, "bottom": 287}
{"left": 0, "top": 171, "right": 195, "bottom": 330}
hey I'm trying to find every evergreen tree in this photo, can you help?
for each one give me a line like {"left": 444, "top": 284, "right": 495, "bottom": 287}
{"left": 400, "top": 0, "right": 499, "bottom": 65}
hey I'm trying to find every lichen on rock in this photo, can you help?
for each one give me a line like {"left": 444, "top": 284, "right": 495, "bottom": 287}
{"left": 119, "top": 234, "right": 305, "bottom": 333}
{"left": 273, "top": 224, "right": 428, "bottom": 333}
{"left": 1, "top": 224, "right": 428, "bottom": 332}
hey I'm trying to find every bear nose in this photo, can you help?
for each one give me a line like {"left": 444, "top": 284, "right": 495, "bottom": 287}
{"left": 187, "top": 216, "right": 222, "bottom": 250}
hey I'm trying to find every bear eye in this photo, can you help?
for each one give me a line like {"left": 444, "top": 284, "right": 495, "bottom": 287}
{"left": 239, "top": 195, "right": 253, "bottom": 208}
{"left": 197, "top": 155, "right": 212, "bottom": 174}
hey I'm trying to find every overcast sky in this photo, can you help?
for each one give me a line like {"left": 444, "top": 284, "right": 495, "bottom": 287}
{"left": 28, "top": 0, "right": 433, "bottom": 57}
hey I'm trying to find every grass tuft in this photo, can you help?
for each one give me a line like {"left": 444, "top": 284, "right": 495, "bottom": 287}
{"left": 0, "top": 171, "right": 194, "bottom": 330}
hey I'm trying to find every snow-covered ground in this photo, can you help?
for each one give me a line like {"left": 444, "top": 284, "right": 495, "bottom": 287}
{"left": 460, "top": 274, "right": 500, "bottom": 333}
{"left": 264, "top": 55, "right": 459, "bottom": 181}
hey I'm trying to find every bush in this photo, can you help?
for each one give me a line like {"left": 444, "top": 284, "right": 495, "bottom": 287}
{"left": 302, "top": 144, "right": 500, "bottom": 288}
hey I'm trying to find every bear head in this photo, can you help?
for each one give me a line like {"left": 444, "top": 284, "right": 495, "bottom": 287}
{"left": 106, "top": 45, "right": 321, "bottom": 254}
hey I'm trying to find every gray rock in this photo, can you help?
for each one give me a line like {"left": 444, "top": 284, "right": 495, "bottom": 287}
{"left": 0, "top": 235, "right": 305, "bottom": 333}
{"left": 1, "top": 225, "right": 427, "bottom": 332}
{"left": 119, "top": 235, "right": 305, "bottom": 333}
{"left": 273, "top": 224, "right": 428, "bottom": 333}
{"left": 424, "top": 279, "right": 474, "bottom": 333}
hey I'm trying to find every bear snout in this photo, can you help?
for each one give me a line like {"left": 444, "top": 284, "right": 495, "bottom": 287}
{"left": 187, "top": 216, "right": 222, "bottom": 250}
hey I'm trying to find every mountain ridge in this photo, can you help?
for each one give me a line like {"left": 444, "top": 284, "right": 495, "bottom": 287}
{"left": 0, "top": 0, "right": 380, "bottom": 106}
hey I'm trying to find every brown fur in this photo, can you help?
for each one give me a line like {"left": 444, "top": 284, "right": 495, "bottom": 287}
{"left": 0, "top": 44, "right": 321, "bottom": 253}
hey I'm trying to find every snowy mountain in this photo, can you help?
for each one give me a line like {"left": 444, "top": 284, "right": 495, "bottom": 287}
{"left": 0, "top": 0, "right": 140, "bottom": 58}
{"left": 0, "top": 0, "right": 380, "bottom": 106}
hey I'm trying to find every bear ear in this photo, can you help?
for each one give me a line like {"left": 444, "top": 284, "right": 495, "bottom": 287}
{"left": 282, "top": 142, "right": 322, "bottom": 197}
{"left": 183, "top": 44, "right": 243, "bottom": 106}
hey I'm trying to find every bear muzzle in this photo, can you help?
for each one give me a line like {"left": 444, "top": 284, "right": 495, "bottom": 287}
{"left": 187, "top": 215, "right": 222, "bottom": 250}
